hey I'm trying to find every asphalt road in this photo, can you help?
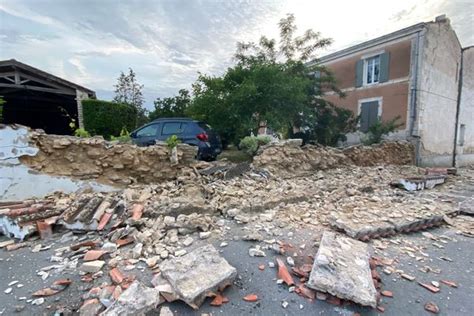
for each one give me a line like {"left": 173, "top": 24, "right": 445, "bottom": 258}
{"left": 1, "top": 225, "right": 473, "bottom": 316}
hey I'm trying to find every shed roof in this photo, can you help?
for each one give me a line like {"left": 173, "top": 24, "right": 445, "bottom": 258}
{"left": 0, "top": 59, "right": 95, "bottom": 96}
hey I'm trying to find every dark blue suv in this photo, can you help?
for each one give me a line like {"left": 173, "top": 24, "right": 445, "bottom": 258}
{"left": 130, "top": 118, "right": 222, "bottom": 161}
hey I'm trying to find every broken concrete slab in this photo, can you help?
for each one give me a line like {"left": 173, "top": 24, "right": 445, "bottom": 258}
{"left": 307, "top": 231, "right": 377, "bottom": 308}
{"left": 159, "top": 244, "right": 237, "bottom": 309}
{"left": 102, "top": 281, "right": 161, "bottom": 316}
{"left": 80, "top": 260, "right": 105, "bottom": 273}
{"left": 391, "top": 175, "right": 446, "bottom": 191}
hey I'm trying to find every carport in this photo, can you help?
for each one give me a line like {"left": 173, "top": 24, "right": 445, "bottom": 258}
{"left": 0, "top": 59, "right": 95, "bottom": 135}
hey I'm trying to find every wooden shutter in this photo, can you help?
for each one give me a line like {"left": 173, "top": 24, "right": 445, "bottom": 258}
{"left": 360, "top": 101, "right": 379, "bottom": 132}
{"left": 379, "top": 52, "right": 390, "bottom": 83}
{"left": 355, "top": 60, "right": 364, "bottom": 87}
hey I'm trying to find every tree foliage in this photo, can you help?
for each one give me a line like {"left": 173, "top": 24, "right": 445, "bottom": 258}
{"left": 362, "top": 116, "right": 403, "bottom": 145}
{"left": 113, "top": 68, "right": 147, "bottom": 127}
{"left": 186, "top": 14, "right": 356, "bottom": 146}
{"left": 149, "top": 89, "right": 191, "bottom": 120}
{"left": 83, "top": 99, "right": 137, "bottom": 139}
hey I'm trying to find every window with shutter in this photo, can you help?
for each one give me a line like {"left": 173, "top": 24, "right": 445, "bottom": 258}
{"left": 360, "top": 101, "right": 380, "bottom": 132}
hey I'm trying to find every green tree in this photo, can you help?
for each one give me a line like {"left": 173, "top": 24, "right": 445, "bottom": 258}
{"left": 149, "top": 89, "right": 191, "bottom": 120}
{"left": 113, "top": 68, "right": 147, "bottom": 127}
{"left": 186, "top": 14, "right": 356, "bottom": 146}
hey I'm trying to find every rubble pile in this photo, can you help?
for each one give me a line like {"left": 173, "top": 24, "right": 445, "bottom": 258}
{"left": 253, "top": 140, "right": 414, "bottom": 177}
{"left": 19, "top": 130, "right": 198, "bottom": 185}
{"left": 342, "top": 141, "right": 415, "bottom": 166}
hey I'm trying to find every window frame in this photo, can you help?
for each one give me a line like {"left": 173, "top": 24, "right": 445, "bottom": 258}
{"left": 363, "top": 55, "right": 381, "bottom": 86}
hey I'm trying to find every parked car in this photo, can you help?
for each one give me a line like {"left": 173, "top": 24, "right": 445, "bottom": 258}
{"left": 130, "top": 117, "right": 222, "bottom": 161}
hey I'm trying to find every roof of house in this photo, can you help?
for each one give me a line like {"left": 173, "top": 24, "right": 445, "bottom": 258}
{"left": 310, "top": 22, "right": 426, "bottom": 65}
{"left": 0, "top": 59, "right": 95, "bottom": 95}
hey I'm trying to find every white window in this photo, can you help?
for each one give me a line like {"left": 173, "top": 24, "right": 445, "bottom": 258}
{"left": 364, "top": 55, "right": 380, "bottom": 85}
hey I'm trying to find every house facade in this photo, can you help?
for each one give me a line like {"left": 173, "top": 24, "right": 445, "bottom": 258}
{"left": 312, "top": 15, "right": 473, "bottom": 167}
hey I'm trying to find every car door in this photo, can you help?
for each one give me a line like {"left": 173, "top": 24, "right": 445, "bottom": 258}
{"left": 133, "top": 123, "right": 161, "bottom": 146}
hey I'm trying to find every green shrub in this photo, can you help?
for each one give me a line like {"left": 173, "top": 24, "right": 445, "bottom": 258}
{"left": 239, "top": 135, "right": 272, "bottom": 156}
{"left": 83, "top": 99, "right": 137, "bottom": 139}
{"left": 74, "top": 128, "right": 90, "bottom": 138}
{"left": 165, "top": 135, "right": 181, "bottom": 149}
{"left": 110, "top": 127, "right": 131, "bottom": 143}
{"left": 362, "top": 116, "right": 403, "bottom": 145}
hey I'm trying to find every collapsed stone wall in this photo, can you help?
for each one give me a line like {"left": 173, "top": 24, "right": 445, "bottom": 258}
{"left": 253, "top": 140, "right": 414, "bottom": 177}
{"left": 19, "top": 130, "right": 198, "bottom": 186}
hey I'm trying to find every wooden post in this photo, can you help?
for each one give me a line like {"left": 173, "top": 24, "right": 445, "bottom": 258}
{"left": 76, "top": 89, "right": 87, "bottom": 129}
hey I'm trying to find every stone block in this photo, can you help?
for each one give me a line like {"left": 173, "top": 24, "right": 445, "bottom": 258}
{"left": 102, "top": 281, "right": 161, "bottom": 315}
{"left": 80, "top": 260, "right": 105, "bottom": 273}
{"left": 307, "top": 231, "right": 377, "bottom": 307}
{"left": 159, "top": 244, "right": 237, "bottom": 309}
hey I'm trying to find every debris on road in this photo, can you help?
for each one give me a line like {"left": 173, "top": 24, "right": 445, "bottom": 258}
{"left": 243, "top": 294, "right": 258, "bottom": 302}
{"left": 307, "top": 231, "right": 377, "bottom": 308}
{"left": 102, "top": 281, "right": 161, "bottom": 315}
{"left": 159, "top": 245, "right": 237, "bottom": 309}
{"left": 424, "top": 302, "right": 440, "bottom": 314}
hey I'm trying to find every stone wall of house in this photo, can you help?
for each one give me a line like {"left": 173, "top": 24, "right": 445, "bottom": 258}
{"left": 253, "top": 140, "right": 414, "bottom": 177}
{"left": 19, "top": 130, "right": 198, "bottom": 186}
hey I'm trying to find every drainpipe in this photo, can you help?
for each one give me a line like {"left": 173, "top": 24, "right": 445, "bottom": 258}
{"left": 452, "top": 49, "right": 464, "bottom": 167}
{"left": 409, "top": 31, "right": 422, "bottom": 165}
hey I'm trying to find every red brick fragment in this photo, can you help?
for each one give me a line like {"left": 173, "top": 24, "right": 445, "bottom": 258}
{"left": 419, "top": 282, "right": 440, "bottom": 293}
{"left": 210, "top": 294, "right": 224, "bottom": 306}
{"left": 371, "top": 270, "right": 381, "bottom": 281}
{"left": 440, "top": 280, "right": 458, "bottom": 288}
{"left": 70, "top": 241, "right": 97, "bottom": 251}
{"left": 109, "top": 268, "right": 125, "bottom": 284}
{"left": 424, "top": 302, "right": 440, "bottom": 314}
{"left": 81, "top": 275, "right": 93, "bottom": 283}
{"left": 115, "top": 237, "right": 134, "bottom": 247}
{"left": 381, "top": 290, "right": 393, "bottom": 298}
{"left": 84, "top": 250, "right": 106, "bottom": 261}
{"left": 258, "top": 264, "right": 265, "bottom": 271}
{"left": 97, "top": 212, "right": 112, "bottom": 230}
{"left": 36, "top": 221, "right": 53, "bottom": 239}
{"left": 327, "top": 295, "right": 341, "bottom": 306}
{"left": 131, "top": 204, "right": 144, "bottom": 221}
{"left": 377, "top": 306, "right": 385, "bottom": 313}
{"left": 53, "top": 279, "right": 72, "bottom": 286}
{"left": 222, "top": 296, "right": 229, "bottom": 303}
{"left": 297, "top": 284, "right": 315, "bottom": 300}
{"left": 243, "top": 294, "right": 258, "bottom": 302}
{"left": 276, "top": 258, "right": 294, "bottom": 286}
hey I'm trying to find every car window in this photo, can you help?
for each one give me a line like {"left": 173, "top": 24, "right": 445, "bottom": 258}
{"left": 198, "top": 122, "right": 212, "bottom": 131}
{"left": 136, "top": 124, "right": 159, "bottom": 137}
{"left": 162, "top": 122, "right": 187, "bottom": 135}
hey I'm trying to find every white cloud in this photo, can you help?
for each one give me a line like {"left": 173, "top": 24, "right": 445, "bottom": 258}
{"left": 0, "top": 0, "right": 472, "bottom": 109}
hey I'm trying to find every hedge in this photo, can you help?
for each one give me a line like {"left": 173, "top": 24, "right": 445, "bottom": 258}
{"left": 82, "top": 99, "right": 137, "bottom": 139}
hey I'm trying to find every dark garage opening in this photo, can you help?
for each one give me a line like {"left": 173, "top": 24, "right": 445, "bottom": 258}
{"left": 1, "top": 89, "right": 78, "bottom": 135}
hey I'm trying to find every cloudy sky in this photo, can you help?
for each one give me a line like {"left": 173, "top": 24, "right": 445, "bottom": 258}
{"left": 0, "top": 0, "right": 472, "bottom": 108}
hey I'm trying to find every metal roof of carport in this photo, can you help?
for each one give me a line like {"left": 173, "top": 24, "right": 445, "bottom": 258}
{"left": 0, "top": 59, "right": 96, "bottom": 97}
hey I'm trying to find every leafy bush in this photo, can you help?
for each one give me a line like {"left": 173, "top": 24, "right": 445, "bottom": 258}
{"left": 83, "top": 99, "right": 137, "bottom": 139}
{"left": 74, "top": 128, "right": 90, "bottom": 138}
{"left": 110, "top": 127, "right": 131, "bottom": 143}
{"left": 239, "top": 135, "right": 272, "bottom": 156}
{"left": 165, "top": 135, "right": 181, "bottom": 149}
{"left": 362, "top": 116, "right": 403, "bottom": 145}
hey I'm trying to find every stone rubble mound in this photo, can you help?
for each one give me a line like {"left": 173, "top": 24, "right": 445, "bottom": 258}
{"left": 253, "top": 140, "right": 414, "bottom": 177}
{"left": 19, "top": 130, "right": 198, "bottom": 185}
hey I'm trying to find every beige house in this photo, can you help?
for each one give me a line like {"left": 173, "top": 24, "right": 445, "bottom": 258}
{"left": 310, "top": 15, "right": 473, "bottom": 167}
